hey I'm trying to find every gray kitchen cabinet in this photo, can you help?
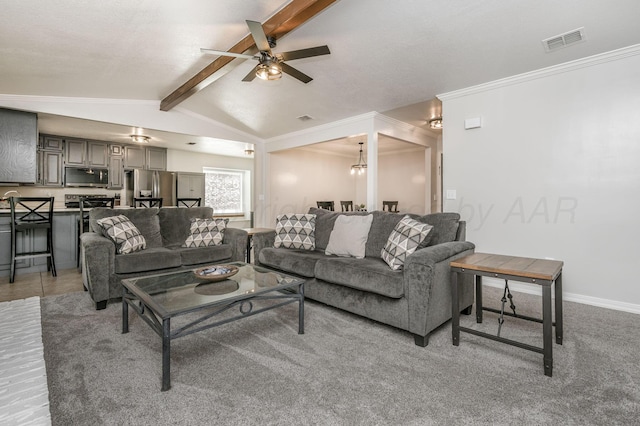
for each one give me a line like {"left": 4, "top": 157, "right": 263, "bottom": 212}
{"left": 87, "top": 141, "right": 109, "bottom": 167}
{"left": 0, "top": 108, "right": 37, "bottom": 184}
{"left": 39, "top": 150, "right": 64, "bottom": 187}
{"left": 65, "top": 139, "right": 87, "bottom": 166}
{"left": 38, "top": 135, "right": 64, "bottom": 187}
{"left": 124, "top": 145, "right": 145, "bottom": 169}
{"left": 65, "top": 139, "right": 108, "bottom": 167}
{"left": 0, "top": 217, "right": 30, "bottom": 273}
{"left": 0, "top": 212, "right": 78, "bottom": 276}
{"left": 108, "top": 155, "right": 124, "bottom": 189}
{"left": 39, "top": 135, "right": 64, "bottom": 150}
{"left": 124, "top": 145, "right": 166, "bottom": 171}
{"left": 146, "top": 147, "right": 167, "bottom": 171}
{"left": 177, "top": 172, "right": 205, "bottom": 200}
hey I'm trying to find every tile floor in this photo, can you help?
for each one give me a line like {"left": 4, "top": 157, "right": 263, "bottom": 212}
{"left": 0, "top": 269, "right": 84, "bottom": 303}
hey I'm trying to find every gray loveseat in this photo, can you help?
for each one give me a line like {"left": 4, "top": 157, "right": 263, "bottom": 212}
{"left": 253, "top": 208, "right": 475, "bottom": 346}
{"left": 80, "top": 206, "right": 247, "bottom": 310}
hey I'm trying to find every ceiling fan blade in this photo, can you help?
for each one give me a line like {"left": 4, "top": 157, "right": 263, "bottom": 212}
{"left": 281, "top": 62, "right": 313, "bottom": 83}
{"left": 279, "top": 45, "right": 330, "bottom": 61}
{"left": 246, "top": 20, "right": 271, "bottom": 52}
{"left": 242, "top": 64, "right": 259, "bottom": 82}
{"left": 200, "top": 48, "right": 255, "bottom": 59}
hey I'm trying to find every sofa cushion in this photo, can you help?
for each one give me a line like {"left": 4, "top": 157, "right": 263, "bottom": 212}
{"left": 382, "top": 215, "right": 433, "bottom": 270}
{"left": 159, "top": 206, "right": 215, "bottom": 247}
{"left": 172, "top": 244, "right": 233, "bottom": 266}
{"left": 314, "top": 256, "right": 405, "bottom": 298}
{"left": 90, "top": 207, "right": 163, "bottom": 248}
{"left": 274, "top": 214, "right": 316, "bottom": 250}
{"left": 325, "top": 214, "right": 373, "bottom": 259}
{"left": 259, "top": 247, "right": 327, "bottom": 277}
{"left": 114, "top": 247, "right": 181, "bottom": 274}
{"left": 182, "top": 218, "right": 227, "bottom": 247}
{"left": 418, "top": 212, "right": 460, "bottom": 245}
{"left": 96, "top": 215, "right": 147, "bottom": 254}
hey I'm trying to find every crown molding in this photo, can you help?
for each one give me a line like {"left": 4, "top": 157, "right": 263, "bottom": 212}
{"left": 438, "top": 43, "right": 640, "bottom": 101}
{"left": 0, "top": 93, "right": 159, "bottom": 105}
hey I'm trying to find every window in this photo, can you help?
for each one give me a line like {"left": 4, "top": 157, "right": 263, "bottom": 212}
{"left": 203, "top": 168, "right": 249, "bottom": 215}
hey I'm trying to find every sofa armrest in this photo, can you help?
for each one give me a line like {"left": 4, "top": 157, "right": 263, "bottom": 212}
{"left": 80, "top": 232, "right": 116, "bottom": 308}
{"left": 223, "top": 228, "right": 248, "bottom": 262}
{"left": 253, "top": 230, "right": 276, "bottom": 267}
{"left": 403, "top": 241, "right": 476, "bottom": 337}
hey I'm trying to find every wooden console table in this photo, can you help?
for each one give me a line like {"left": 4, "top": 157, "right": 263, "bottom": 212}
{"left": 450, "top": 253, "right": 564, "bottom": 376}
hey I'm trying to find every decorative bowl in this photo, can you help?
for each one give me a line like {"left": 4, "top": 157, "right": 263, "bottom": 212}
{"left": 194, "top": 265, "right": 239, "bottom": 282}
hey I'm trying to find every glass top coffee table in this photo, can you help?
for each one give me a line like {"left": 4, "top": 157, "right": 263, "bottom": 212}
{"left": 121, "top": 262, "right": 305, "bottom": 391}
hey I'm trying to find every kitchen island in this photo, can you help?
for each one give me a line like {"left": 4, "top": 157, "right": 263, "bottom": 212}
{"left": 0, "top": 209, "right": 80, "bottom": 278}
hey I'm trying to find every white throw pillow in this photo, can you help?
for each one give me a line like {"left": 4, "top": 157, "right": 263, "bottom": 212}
{"left": 96, "top": 215, "right": 146, "bottom": 254}
{"left": 381, "top": 215, "right": 433, "bottom": 270}
{"left": 182, "top": 218, "right": 228, "bottom": 248}
{"left": 325, "top": 214, "right": 373, "bottom": 259}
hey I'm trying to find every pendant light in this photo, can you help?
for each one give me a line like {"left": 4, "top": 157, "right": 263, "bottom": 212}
{"left": 350, "top": 142, "right": 367, "bottom": 175}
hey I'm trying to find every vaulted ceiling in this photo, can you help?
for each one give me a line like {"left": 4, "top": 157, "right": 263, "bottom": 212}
{"left": 1, "top": 0, "right": 639, "bottom": 151}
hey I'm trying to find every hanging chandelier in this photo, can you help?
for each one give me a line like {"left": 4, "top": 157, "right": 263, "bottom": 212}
{"left": 350, "top": 142, "right": 367, "bottom": 175}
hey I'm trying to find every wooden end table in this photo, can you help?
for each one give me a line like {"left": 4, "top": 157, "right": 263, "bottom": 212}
{"left": 450, "top": 253, "right": 563, "bottom": 377}
{"left": 242, "top": 227, "right": 274, "bottom": 263}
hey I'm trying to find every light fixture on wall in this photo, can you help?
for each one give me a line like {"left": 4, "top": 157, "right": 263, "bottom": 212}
{"left": 428, "top": 117, "right": 443, "bottom": 130}
{"left": 130, "top": 135, "right": 150, "bottom": 143}
{"left": 350, "top": 142, "right": 367, "bottom": 175}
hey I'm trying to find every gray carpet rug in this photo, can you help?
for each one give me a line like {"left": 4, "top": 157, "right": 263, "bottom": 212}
{"left": 41, "top": 288, "right": 640, "bottom": 425}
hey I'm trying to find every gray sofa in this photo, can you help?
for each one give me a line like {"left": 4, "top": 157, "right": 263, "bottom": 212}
{"left": 253, "top": 208, "right": 475, "bottom": 346}
{"left": 80, "top": 206, "right": 247, "bottom": 310}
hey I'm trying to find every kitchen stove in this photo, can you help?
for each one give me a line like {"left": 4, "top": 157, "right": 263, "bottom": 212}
{"left": 64, "top": 194, "right": 110, "bottom": 208}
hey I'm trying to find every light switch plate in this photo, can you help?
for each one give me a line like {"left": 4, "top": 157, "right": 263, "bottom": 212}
{"left": 464, "top": 117, "right": 482, "bottom": 129}
{"left": 446, "top": 190, "right": 457, "bottom": 200}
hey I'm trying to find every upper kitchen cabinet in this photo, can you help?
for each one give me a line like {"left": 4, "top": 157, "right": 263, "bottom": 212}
{"left": 124, "top": 145, "right": 166, "bottom": 171}
{"left": 65, "top": 139, "right": 108, "bottom": 167}
{"left": 37, "top": 135, "right": 63, "bottom": 187}
{"left": 0, "top": 108, "right": 37, "bottom": 184}
{"left": 146, "top": 147, "right": 167, "bottom": 171}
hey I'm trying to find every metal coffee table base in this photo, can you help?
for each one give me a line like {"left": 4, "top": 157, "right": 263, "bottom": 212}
{"left": 122, "top": 285, "right": 304, "bottom": 391}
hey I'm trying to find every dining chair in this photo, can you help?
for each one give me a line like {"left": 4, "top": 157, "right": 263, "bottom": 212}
{"left": 177, "top": 198, "right": 202, "bottom": 208}
{"left": 382, "top": 201, "right": 399, "bottom": 212}
{"left": 134, "top": 197, "right": 163, "bottom": 208}
{"left": 340, "top": 201, "right": 353, "bottom": 212}
{"left": 317, "top": 201, "right": 335, "bottom": 211}
{"left": 10, "top": 197, "right": 56, "bottom": 283}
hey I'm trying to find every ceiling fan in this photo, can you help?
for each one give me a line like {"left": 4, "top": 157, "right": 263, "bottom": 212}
{"left": 200, "top": 20, "right": 330, "bottom": 83}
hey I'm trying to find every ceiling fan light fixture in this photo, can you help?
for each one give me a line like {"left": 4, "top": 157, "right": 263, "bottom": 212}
{"left": 256, "top": 60, "right": 282, "bottom": 81}
{"left": 350, "top": 142, "right": 367, "bottom": 175}
{"left": 130, "top": 134, "right": 150, "bottom": 143}
{"left": 429, "top": 117, "right": 443, "bottom": 130}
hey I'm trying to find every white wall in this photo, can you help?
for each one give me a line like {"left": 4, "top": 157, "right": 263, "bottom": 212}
{"left": 267, "top": 149, "right": 355, "bottom": 220}
{"left": 440, "top": 46, "right": 640, "bottom": 313}
{"left": 378, "top": 148, "right": 427, "bottom": 214}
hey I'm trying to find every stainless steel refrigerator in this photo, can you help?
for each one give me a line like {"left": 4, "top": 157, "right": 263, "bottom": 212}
{"left": 124, "top": 170, "right": 176, "bottom": 207}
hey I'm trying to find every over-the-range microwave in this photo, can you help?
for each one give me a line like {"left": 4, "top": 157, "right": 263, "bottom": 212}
{"left": 64, "top": 167, "right": 109, "bottom": 187}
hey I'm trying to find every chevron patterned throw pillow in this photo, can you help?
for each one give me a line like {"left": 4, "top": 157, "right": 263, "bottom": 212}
{"left": 182, "top": 218, "right": 228, "bottom": 248}
{"left": 381, "top": 215, "right": 433, "bottom": 270}
{"left": 274, "top": 213, "right": 316, "bottom": 250}
{"left": 96, "top": 215, "right": 147, "bottom": 254}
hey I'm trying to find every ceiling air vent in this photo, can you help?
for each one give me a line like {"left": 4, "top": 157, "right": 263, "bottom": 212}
{"left": 297, "top": 114, "right": 314, "bottom": 122}
{"left": 542, "top": 27, "right": 586, "bottom": 52}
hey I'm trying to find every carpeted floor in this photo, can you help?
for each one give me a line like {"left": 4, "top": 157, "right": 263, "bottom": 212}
{"left": 41, "top": 288, "right": 640, "bottom": 425}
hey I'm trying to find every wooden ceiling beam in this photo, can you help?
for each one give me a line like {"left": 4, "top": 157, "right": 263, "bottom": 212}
{"left": 160, "top": 0, "right": 338, "bottom": 112}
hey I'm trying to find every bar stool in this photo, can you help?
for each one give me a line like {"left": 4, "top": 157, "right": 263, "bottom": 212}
{"left": 382, "top": 201, "right": 399, "bottom": 212}
{"left": 10, "top": 197, "right": 56, "bottom": 283}
{"left": 177, "top": 197, "right": 201, "bottom": 208}
{"left": 77, "top": 197, "right": 115, "bottom": 268}
{"left": 340, "top": 201, "right": 353, "bottom": 211}
{"left": 316, "top": 201, "right": 334, "bottom": 211}
{"left": 134, "top": 197, "right": 163, "bottom": 208}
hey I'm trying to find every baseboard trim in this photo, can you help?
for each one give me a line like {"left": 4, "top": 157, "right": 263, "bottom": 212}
{"left": 481, "top": 278, "right": 640, "bottom": 315}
